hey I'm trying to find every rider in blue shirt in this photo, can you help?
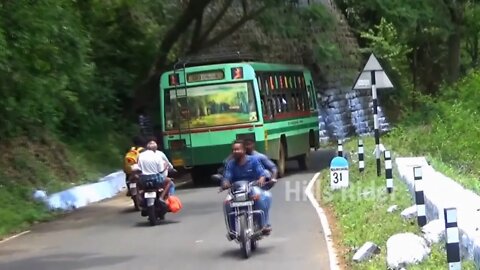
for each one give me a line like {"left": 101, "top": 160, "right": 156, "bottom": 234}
{"left": 243, "top": 138, "right": 277, "bottom": 187}
{"left": 222, "top": 140, "right": 273, "bottom": 240}
{"left": 214, "top": 138, "right": 277, "bottom": 188}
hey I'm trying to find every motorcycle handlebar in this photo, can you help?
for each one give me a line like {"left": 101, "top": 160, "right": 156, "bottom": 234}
{"left": 218, "top": 179, "right": 263, "bottom": 193}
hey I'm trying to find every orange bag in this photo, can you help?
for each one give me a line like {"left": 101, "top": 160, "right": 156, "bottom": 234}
{"left": 166, "top": 196, "right": 183, "bottom": 213}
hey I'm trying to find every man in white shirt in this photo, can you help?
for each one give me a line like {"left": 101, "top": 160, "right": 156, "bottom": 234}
{"left": 137, "top": 139, "right": 173, "bottom": 201}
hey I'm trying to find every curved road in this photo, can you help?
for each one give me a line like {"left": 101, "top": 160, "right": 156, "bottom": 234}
{"left": 0, "top": 149, "right": 336, "bottom": 270}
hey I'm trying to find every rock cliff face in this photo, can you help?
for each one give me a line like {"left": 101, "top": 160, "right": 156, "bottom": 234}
{"left": 197, "top": 0, "right": 390, "bottom": 140}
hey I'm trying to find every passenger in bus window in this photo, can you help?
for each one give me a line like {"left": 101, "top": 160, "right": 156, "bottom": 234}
{"left": 270, "top": 97, "right": 277, "bottom": 114}
{"left": 267, "top": 99, "right": 274, "bottom": 118}
{"left": 290, "top": 93, "right": 296, "bottom": 111}
{"left": 281, "top": 94, "right": 288, "bottom": 112}
{"left": 299, "top": 94, "right": 305, "bottom": 111}
{"left": 294, "top": 93, "right": 300, "bottom": 111}
{"left": 276, "top": 95, "right": 282, "bottom": 112}
{"left": 260, "top": 96, "right": 266, "bottom": 114}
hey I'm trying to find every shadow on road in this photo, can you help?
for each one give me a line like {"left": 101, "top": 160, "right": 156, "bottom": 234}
{"left": 176, "top": 148, "right": 337, "bottom": 191}
{"left": 119, "top": 207, "right": 138, "bottom": 214}
{"left": 133, "top": 219, "right": 181, "bottom": 227}
{"left": 219, "top": 245, "right": 275, "bottom": 260}
{"left": 0, "top": 252, "right": 134, "bottom": 270}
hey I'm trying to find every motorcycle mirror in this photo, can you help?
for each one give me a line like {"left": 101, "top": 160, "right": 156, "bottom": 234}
{"left": 210, "top": 174, "right": 223, "bottom": 185}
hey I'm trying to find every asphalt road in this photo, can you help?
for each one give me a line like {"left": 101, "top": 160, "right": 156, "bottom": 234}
{"left": 0, "top": 148, "right": 336, "bottom": 270}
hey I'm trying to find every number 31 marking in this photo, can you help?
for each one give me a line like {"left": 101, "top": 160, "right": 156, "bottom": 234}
{"left": 333, "top": 172, "right": 342, "bottom": 183}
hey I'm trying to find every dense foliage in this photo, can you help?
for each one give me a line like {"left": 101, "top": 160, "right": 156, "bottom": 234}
{"left": 0, "top": 0, "right": 340, "bottom": 237}
{"left": 0, "top": 0, "right": 174, "bottom": 140}
{"left": 335, "top": 0, "right": 480, "bottom": 179}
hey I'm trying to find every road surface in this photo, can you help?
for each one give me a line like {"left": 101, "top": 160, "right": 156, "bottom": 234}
{"left": 0, "top": 149, "right": 336, "bottom": 270}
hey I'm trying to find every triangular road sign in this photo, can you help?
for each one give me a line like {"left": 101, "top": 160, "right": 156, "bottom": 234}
{"left": 363, "top": 53, "right": 383, "bottom": 71}
{"left": 353, "top": 53, "right": 394, "bottom": 90}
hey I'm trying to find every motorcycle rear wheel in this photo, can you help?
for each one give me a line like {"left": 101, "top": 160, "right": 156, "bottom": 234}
{"left": 148, "top": 206, "right": 157, "bottom": 226}
{"left": 132, "top": 196, "right": 140, "bottom": 211}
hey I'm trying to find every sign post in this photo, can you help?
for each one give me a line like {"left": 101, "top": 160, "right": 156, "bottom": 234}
{"left": 353, "top": 53, "right": 394, "bottom": 177}
{"left": 330, "top": 156, "right": 349, "bottom": 190}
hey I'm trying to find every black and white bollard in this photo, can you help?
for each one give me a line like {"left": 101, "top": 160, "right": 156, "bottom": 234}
{"left": 444, "top": 207, "right": 461, "bottom": 269}
{"left": 371, "top": 70, "right": 381, "bottom": 177}
{"left": 384, "top": 150, "right": 393, "bottom": 193}
{"left": 337, "top": 139, "right": 343, "bottom": 157}
{"left": 358, "top": 139, "right": 364, "bottom": 173}
{"left": 413, "top": 166, "right": 427, "bottom": 227}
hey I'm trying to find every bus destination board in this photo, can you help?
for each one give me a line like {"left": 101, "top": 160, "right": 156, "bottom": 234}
{"left": 187, "top": 70, "right": 224, "bottom": 83}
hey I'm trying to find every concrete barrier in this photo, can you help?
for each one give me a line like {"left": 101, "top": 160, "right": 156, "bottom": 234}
{"left": 395, "top": 157, "right": 480, "bottom": 267}
{"left": 45, "top": 171, "right": 126, "bottom": 211}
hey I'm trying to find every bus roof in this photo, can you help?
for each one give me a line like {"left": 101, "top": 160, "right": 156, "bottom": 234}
{"left": 162, "top": 61, "right": 309, "bottom": 75}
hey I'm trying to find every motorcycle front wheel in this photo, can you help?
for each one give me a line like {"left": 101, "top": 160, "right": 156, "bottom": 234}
{"left": 251, "top": 239, "right": 257, "bottom": 251}
{"left": 239, "top": 215, "right": 251, "bottom": 258}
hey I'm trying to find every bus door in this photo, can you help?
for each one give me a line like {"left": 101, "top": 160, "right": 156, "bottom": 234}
{"left": 170, "top": 64, "right": 194, "bottom": 169}
{"left": 308, "top": 79, "right": 317, "bottom": 111}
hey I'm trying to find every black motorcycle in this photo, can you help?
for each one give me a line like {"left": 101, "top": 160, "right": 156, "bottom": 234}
{"left": 219, "top": 179, "right": 268, "bottom": 259}
{"left": 138, "top": 169, "right": 177, "bottom": 226}
{"left": 127, "top": 172, "right": 141, "bottom": 211}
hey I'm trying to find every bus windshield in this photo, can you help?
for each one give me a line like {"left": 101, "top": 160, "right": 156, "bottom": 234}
{"left": 164, "top": 81, "right": 258, "bottom": 130}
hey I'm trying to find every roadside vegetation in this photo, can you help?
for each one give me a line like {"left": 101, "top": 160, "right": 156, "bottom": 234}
{"left": 333, "top": 0, "right": 480, "bottom": 194}
{"left": 321, "top": 3, "right": 480, "bottom": 267}
{"left": 384, "top": 70, "right": 480, "bottom": 195}
{"left": 315, "top": 138, "right": 477, "bottom": 269}
{"left": 0, "top": 0, "right": 338, "bottom": 239}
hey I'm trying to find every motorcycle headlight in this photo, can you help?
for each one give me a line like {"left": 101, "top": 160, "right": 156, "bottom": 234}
{"left": 233, "top": 193, "right": 247, "bottom": 202}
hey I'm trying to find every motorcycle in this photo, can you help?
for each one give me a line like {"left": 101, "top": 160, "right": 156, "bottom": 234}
{"left": 127, "top": 172, "right": 141, "bottom": 211}
{"left": 138, "top": 168, "right": 178, "bottom": 226}
{"left": 219, "top": 179, "right": 267, "bottom": 259}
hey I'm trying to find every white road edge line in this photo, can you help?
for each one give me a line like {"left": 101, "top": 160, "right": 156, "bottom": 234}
{"left": 305, "top": 172, "right": 340, "bottom": 270}
{"left": 0, "top": 230, "right": 31, "bottom": 245}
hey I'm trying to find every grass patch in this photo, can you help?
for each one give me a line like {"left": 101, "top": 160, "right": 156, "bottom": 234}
{"left": 0, "top": 132, "right": 128, "bottom": 239}
{"left": 315, "top": 136, "right": 477, "bottom": 269}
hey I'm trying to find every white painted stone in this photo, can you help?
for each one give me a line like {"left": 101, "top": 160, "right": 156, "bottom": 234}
{"left": 388, "top": 205, "right": 398, "bottom": 213}
{"left": 387, "top": 233, "right": 431, "bottom": 269}
{"left": 421, "top": 219, "right": 444, "bottom": 245}
{"left": 352, "top": 241, "right": 380, "bottom": 262}
{"left": 401, "top": 205, "right": 417, "bottom": 220}
{"left": 395, "top": 157, "right": 480, "bottom": 268}
{"left": 32, "top": 189, "right": 48, "bottom": 202}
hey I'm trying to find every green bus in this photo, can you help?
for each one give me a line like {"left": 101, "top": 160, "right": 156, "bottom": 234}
{"left": 160, "top": 56, "right": 320, "bottom": 185}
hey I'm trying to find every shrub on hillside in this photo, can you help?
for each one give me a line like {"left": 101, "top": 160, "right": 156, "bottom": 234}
{"left": 389, "top": 70, "right": 480, "bottom": 174}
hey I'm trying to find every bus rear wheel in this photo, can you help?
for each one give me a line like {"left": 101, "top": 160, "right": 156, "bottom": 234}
{"left": 277, "top": 143, "right": 286, "bottom": 178}
{"left": 191, "top": 165, "right": 217, "bottom": 186}
{"left": 191, "top": 167, "right": 208, "bottom": 186}
{"left": 297, "top": 153, "right": 309, "bottom": 171}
